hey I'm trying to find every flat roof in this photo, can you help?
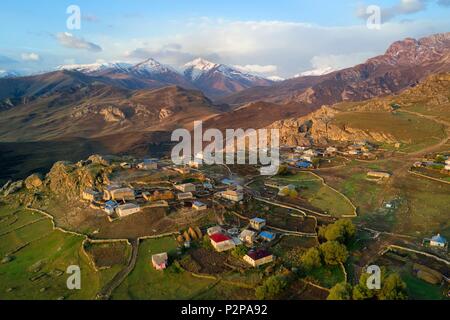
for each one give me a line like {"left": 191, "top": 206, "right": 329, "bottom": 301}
{"left": 210, "top": 233, "right": 232, "bottom": 243}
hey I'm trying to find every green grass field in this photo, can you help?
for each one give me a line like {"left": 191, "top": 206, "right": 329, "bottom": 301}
{"left": 332, "top": 111, "right": 446, "bottom": 153}
{"left": 0, "top": 205, "right": 122, "bottom": 300}
{"left": 273, "top": 172, "right": 355, "bottom": 217}
{"left": 306, "top": 265, "right": 345, "bottom": 289}
{"left": 401, "top": 273, "right": 447, "bottom": 300}
{"left": 112, "top": 237, "right": 217, "bottom": 300}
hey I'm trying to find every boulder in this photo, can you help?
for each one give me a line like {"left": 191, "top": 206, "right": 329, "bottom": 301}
{"left": 25, "top": 173, "right": 44, "bottom": 190}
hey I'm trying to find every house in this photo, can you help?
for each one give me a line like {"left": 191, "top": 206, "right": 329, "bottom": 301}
{"left": 137, "top": 159, "right": 158, "bottom": 170}
{"left": 82, "top": 188, "right": 102, "bottom": 202}
{"left": 104, "top": 200, "right": 119, "bottom": 215}
{"left": 210, "top": 233, "right": 236, "bottom": 252}
{"left": 116, "top": 203, "right": 141, "bottom": 218}
{"left": 259, "top": 231, "right": 276, "bottom": 242}
{"left": 430, "top": 234, "right": 448, "bottom": 248}
{"left": 367, "top": 171, "right": 391, "bottom": 180}
{"left": 193, "top": 201, "right": 207, "bottom": 211}
{"left": 144, "top": 190, "right": 175, "bottom": 202}
{"left": 120, "top": 162, "right": 132, "bottom": 169}
{"left": 239, "top": 230, "right": 257, "bottom": 245}
{"left": 243, "top": 249, "right": 274, "bottom": 268}
{"left": 175, "top": 183, "right": 196, "bottom": 193}
{"left": 152, "top": 253, "right": 168, "bottom": 270}
{"left": 348, "top": 150, "right": 362, "bottom": 156}
{"left": 325, "top": 146, "right": 338, "bottom": 155}
{"left": 221, "top": 179, "right": 236, "bottom": 186}
{"left": 304, "top": 149, "right": 318, "bottom": 157}
{"left": 220, "top": 189, "right": 244, "bottom": 202}
{"left": 296, "top": 161, "right": 313, "bottom": 169}
{"left": 207, "top": 226, "right": 223, "bottom": 236}
{"left": 301, "top": 155, "right": 313, "bottom": 162}
{"left": 250, "top": 218, "right": 266, "bottom": 231}
{"left": 104, "top": 187, "right": 135, "bottom": 201}
{"left": 177, "top": 192, "right": 194, "bottom": 200}
{"left": 413, "top": 161, "right": 424, "bottom": 168}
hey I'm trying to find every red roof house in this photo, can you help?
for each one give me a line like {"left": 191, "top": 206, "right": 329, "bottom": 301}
{"left": 210, "top": 233, "right": 236, "bottom": 252}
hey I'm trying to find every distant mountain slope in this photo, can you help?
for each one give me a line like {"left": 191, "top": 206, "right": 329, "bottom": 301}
{"left": 267, "top": 72, "right": 450, "bottom": 149}
{"left": 0, "top": 84, "right": 221, "bottom": 142}
{"left": 183, "top": 58, "right": 273, "bottom": 99}
{"left": 219, "top": 32, "right": 450, "bottom": 107}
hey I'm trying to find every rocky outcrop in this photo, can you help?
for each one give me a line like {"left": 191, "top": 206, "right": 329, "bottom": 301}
{"left": 45, "top": 160, "right": 112, "bottom": 199}
{"left": 25, "top": 173, "right": 44, "bottom": 190}
{"left": 71, "top": 105, "right": 126, "bottom": 123}
{"left": 268, "top": 106, "right": 397, "bottom": 146}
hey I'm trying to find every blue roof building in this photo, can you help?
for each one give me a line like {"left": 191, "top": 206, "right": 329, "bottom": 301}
{"left": 296, "top": 161, "right": 313, "bottom": 168}
{"left": 430, "top": 234, "right": 447, "bottom": 247}
{"left": 259, "top": 231, "right": 276, "bottom": 242}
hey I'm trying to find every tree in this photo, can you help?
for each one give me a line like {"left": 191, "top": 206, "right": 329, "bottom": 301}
{"left": 232, "top": 245, "right": 248, "bottom": 258}
{"left": 352, "top": 273, "right": 376, "bottom": 300}
{"left": 289, "top": 189, "right": 298, "bottom": 199}
{"left": 378, "top": 273, "right": 407, "bottom": 300}
{"left": 328, "top": 282, "right": 352, "bottom": 300}
{"left": 319, "top": 241, "right": 349, "bottom": 265}
{"left": 319, "top": 220, "right": 356, "bottom": 244}
{"left": 255, "top": 275, "right": 288, "bottom": 300}
{"left": 277, "top": 165, "right": 291, "bottom": 176}
{"left": 353, "top": 270, "right": 408, "bottom": 300}
{"left": 301, "top": 247, "right": 322, "bottom": 271}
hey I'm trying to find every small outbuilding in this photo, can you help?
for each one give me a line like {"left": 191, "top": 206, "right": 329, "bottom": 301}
{"left": 152, "top": 253, "right": 168, "bottom": 270}
{"left": 116, "top": 203, "right": 141, "bottom": 218}
{"left": 430, "top": 234, "right": 448, "bottom": 248}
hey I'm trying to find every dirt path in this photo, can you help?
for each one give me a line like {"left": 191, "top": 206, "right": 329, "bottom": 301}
{"left": 97, "top": 239, "right": 139, "bottom": 300}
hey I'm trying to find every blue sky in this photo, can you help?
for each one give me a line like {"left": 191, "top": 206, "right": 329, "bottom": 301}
{"left": 1, "top": 0, "right": 450, "bottom": 77}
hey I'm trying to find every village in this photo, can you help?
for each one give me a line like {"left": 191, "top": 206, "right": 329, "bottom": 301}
{"left": 1, "top": 138, "right": 449, "bottom": 300}
{"left": 72, "top": 144, "right": 448, "bottom": 294}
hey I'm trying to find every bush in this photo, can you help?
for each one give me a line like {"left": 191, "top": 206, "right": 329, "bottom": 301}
{"left": 255, "top": 275, "right": 288, "bottom": 300}
{"left": 301, "top": 247, "right": 322, "bottom": 271}
{"left": 328, "top": 282, "right": 352, "bottom": 300}
{"left": 319, "top": 241, "right": 349, "bottom": 265}
{"left": 318, "top": 220, "right": 356, "bottom": 244}
{"left": 232, "top": 245, "right": 248, "bottom": 258}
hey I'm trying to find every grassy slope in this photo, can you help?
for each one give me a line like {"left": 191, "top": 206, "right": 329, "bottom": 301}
{"left": 274, "top": 172, "right": 355, "bottom": 217}
{"left": 112, "top": 237, "right": 216, "bottom": 300}
{"left": 0, "top": 205, "right": 121, "bottom": 300}
{"left": 332, "top": 111, "right": 446, "bottom": 153}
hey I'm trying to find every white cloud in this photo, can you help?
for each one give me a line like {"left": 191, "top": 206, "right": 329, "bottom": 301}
{"left": 356, "top": 0, "right": 450, "bottom": 23}
{"left": 121, "top": 18, "right": 450, "bottom": 78}
{"left": 233, "top": 64, "right": 278, "bottom": 75}
{"left": 21, "top": 52, "right": 40, "bottom": 61}
{"left": 56, "top": 32, "right": 102, "bottom": 52}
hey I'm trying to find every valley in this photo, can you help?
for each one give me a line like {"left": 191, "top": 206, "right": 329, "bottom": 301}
{"left": 0, "top": 32, "right": 449, "bottom": 301}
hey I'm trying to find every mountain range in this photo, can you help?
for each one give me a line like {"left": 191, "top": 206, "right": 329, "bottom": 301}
{"left": 0, "top": 57, "right": 274, "bottom": 100}
{"left": 1, "top": 32, "right": 450, "bottom": 181}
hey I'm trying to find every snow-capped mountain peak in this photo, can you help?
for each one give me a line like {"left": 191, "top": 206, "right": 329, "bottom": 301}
{"left": 184, "top": 58, "right": 218, "bottom": 71}
{"left": 132, "top": 58, "right": 175, "bottom": 74}
{"left": 57, "top": 62, "right": 132, "bottom": 74}
{"left": 0, "top": 70, "right": 21, "bottom": 78}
